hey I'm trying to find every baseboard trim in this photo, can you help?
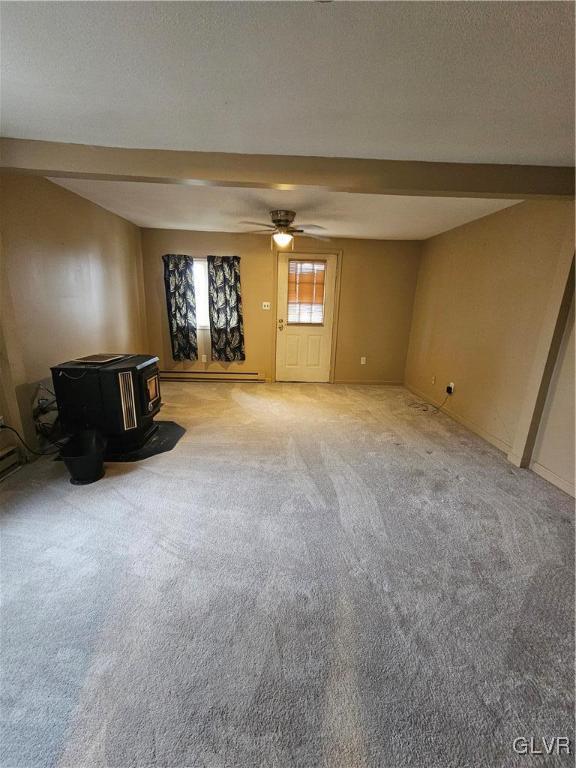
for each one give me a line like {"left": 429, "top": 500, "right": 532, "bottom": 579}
{"left": 529, "top": 461, "right": 575, "bottom": 497}
{"left": 405, "top": 384, "right": 511, "bottom": 454}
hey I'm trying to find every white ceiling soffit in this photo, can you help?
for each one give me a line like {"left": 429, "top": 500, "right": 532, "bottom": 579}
{"left": 2, "top": 2, "right": 574, "bottom": 166}
{"left": 49, "top": 178, "right": 520, "bottom": 240}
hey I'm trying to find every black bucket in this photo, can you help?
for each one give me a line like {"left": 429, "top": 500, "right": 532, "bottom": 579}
{"left": 60, "top": 430, "right": 107, "bottom": 485}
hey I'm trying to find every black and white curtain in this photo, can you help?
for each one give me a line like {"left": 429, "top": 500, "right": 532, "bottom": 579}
{"left": 207, "top": 256, "right": 245, "bottom": 361}
{"left": 162, "top": 254, "right": 198, "bottom": 361}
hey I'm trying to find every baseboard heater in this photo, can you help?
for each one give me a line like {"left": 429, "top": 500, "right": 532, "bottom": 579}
{"left": 160, "top": 370, "right": 265, "bottom": 383}
{"left": 0, "top": 445, "right": 21, "bottom": 481}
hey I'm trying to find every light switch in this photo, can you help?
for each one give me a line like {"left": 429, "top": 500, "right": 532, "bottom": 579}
{"left": 262, "top": 301, "right": 271, "bottom": 310}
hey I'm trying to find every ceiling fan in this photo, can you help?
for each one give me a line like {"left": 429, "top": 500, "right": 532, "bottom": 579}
{"left": 240, "top": 210, "right": 329, "bottom": 248}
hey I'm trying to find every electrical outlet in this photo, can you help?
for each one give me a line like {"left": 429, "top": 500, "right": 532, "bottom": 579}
{"left": 431, "top": 375, "right": 436, "bottom": 384}
{"left": 201, "top": 354, "right": 207, "bottom": 363}
{"left": 446, "top": 382, "right": 455, "bottom": 395}
{"left": 262, "top": 301, "right": 271, "bottom": 310}
{"left": 360, "top": 356, "right": 367, "bottom": 365}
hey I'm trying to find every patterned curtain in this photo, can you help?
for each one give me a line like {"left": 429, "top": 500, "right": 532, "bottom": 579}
{"left": 207, "top": 256, "right": 245, "bottom": 361}
{"left": 162, "top": 254, "right": 198, "bottom": 361}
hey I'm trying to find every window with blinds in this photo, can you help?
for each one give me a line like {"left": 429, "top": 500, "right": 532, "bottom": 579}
{"left": 287, "top": 260, "right": 326, "bottom": 324}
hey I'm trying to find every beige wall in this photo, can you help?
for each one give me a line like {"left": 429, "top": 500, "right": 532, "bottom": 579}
{"left": 0, "top": 175, "right": 147, "bottom": 445}
{"left": 530, "top": 297, "right": 575, "bottom": 496}
{"left": 405, "top": 199, "right": 575, "bottom": 460}
{"left": 140, "top": 229, "right": 420, "bottom": 383}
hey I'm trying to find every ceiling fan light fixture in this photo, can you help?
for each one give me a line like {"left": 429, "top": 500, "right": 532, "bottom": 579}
{"left": 272, "top": 231, "right": 293, "bottom": 248}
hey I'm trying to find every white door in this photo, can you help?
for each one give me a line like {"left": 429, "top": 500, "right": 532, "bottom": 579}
{"left": 275, "top": 252, "right": 338, "bottom": 382}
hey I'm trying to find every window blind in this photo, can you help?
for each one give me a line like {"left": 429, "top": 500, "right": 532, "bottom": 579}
{"left": 287, "top": 260, "right": 326, "bottom": 324}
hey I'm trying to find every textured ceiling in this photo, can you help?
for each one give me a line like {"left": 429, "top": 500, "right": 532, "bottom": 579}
{"left": 49, "top": 178, "right": 520, "bottom": 240}
{"left": 2, "top": 2, "right": 574, "bottom": 165}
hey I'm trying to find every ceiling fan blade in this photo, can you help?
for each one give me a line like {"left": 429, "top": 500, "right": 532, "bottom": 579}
{"left": 299, "top": 232, "right": 331, "bottom": 241}
{"left": 245, "top": 229, "right": 276, "bottom": 234}
{"left": 296, "top": 224, "right": 326, "bottom": 230}
{"left": 239, "top": 220, "right": 275, "bottom": 228}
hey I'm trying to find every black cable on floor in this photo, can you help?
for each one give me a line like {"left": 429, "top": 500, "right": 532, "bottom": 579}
{"left": 431, "top": 394, "right": 450, "bottom": 414}
{"left": 408, "top": 394, "right": 450, "bottom": 415}
{"left": 0, "top": 424, "right": 64, "bottom": 456}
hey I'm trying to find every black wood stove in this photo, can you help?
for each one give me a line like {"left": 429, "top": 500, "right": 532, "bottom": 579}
{"left": 51, "top": 354, "right": 161, "bottom": 454}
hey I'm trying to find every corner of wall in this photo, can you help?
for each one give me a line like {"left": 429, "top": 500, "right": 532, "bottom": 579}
{"left": 403, "top": 239, "right": 427, "bottom": 387}
{"left": 0, "top": 228, "right": 27, "bottom": 444}
{"left": 135, "top": 226, "right": 150, "bottom": 351}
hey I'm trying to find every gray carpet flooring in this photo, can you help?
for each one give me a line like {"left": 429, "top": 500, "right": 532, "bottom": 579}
{"left": 1, "top": 383, "right": 574, "bottom": 768}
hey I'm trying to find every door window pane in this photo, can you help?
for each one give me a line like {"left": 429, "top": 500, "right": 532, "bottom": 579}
{"left": 287, "top": 260, "right": 326, "bottom": 324}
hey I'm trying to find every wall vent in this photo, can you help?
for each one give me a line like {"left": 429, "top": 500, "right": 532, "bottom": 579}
{"left": 118, "top": 371, "right": 137, "bottom": 430}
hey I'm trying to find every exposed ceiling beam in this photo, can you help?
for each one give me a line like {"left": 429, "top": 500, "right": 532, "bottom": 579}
{"left": 1, "top": 138, "right": 573, "bottom": 199}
